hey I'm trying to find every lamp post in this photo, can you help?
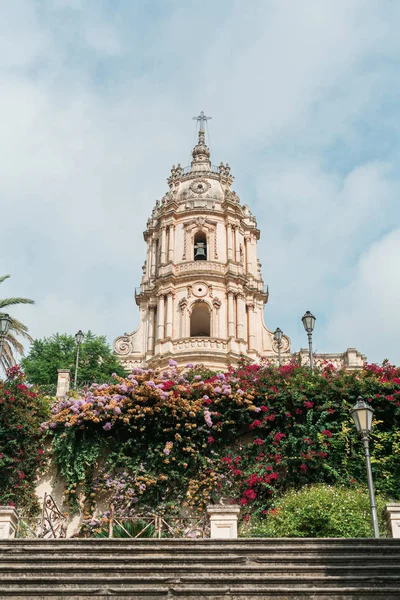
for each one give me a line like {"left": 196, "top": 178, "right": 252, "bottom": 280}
{"left": 350, "top": 396, "right": 380, "bottom": 538}
{"left": 301, "top": 311, "right": 316, "bottom": 371}
{"left": 273, "top": 327, "right": 283, "bottom": 367}
{"left": 0, "top": 314, "right": 12, "bottom": 362}
{"left": 74, "top": 330, "right": 85, "bottom": 390}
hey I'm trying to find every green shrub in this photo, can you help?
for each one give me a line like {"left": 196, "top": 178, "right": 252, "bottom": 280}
{"left": 243, "top": 484, "right": 389, "bottom": 538}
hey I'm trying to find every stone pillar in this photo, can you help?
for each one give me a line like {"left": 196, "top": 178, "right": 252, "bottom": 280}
{"left": 0, "top": 507, "right": 19, "bottom": 539}
{"left": 245, "top": 237, "right": 251, "bottom": 273}
{"left": 384, "top": 504, "right": 400, "bottom": 538}
{"left": 56, "top": 369, "right": 70, "bottom": 398}
{"left": 157, "top": 295, "right": 165, "bottom": 340}
{"left": 226, "top": 224, "right": 233, "bottom": 262}
{"left": 165, "top": 292, "right": 174, "bottom": 338}
{"left": 247, "top": 303, "right": 256, "bottom": 350}
{"left": 179, "top": 300, "right": 187, "bottom": 338}
{"left": 236, "top": 294, "right": 246, "bottom": 341}
{"left": 168, "top": 225, "right": 175, "bottom": 262}
{"left": 147, "top": 304, "right": 156, "bottom": 353}
{"left": 213, "top": 298, "right": 221, "bottom": 338}
{"left": 234, "top": 226, "right": 241, "bottom": 264}
{"left": 160, "top": 227, "right": 167, "bottom": 265}
{"left": 150, "top": 239, "right": 156, "bottom": 278}
{"left": 227, "top": 291, "right": 235, "bottom": 338}
{"left": 207, "top": 505, "right": 240, "bottom": 539}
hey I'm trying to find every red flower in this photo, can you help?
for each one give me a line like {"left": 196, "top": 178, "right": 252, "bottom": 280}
{"left": 300, "top": 463, "right": 307, "bottom": 472}
{"left": 274, "top": 432, "right": 286, "bottom": 443}
{"left": 207, "top": 436, "right": 214, "bottom": 444}
{"left": 250, "top": 420, "right": 262, "bottom": 429}
{"left": 321, "top": 429, "right": 333, "bottom": 438}
{"left": 243, "top": 488, "right": 257, "bottom": 500}
{"left": 239, "top": 498, "right": 248, "bottom": 506}
{"left": 304, "top": 401, "right": 314, "bottom": 409}
{"left": 261, "top": 405, "right": 269, "bottom": 412}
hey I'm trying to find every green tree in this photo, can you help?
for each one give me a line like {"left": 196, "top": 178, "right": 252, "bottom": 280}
{"left": 0, "top": 275, "right": 34, "bottom": 371}
{"left": 21, "top": 331, "right": 126, "bottom": 392}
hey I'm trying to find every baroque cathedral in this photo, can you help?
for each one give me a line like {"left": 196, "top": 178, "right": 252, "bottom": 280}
{"left": 114, "top": 113, "right": 365, "bottom": 371}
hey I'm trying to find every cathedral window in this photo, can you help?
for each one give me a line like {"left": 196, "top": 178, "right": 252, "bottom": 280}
{"left": 190, "top": 302, "right": 210, "bottom": 337}
{"left": 194, "top": 231, "right": 207, "bottom": 261}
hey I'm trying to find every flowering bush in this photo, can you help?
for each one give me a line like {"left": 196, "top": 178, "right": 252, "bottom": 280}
{"left": 42, "top": 359, "right": 400, "bottom": 523}
{"left": 0, "top": 366, "right": 50, "bottom": 514}
{"left": 244, "top": 484, "right": 389, "bottom": 537}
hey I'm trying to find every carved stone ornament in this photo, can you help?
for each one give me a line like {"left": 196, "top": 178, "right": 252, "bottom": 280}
{"left": 192, "top": 282, "right": 208, "bottom": 298}
{"left": 213, "top": 298, "right": 222, "bottom": 309}
{"left": 114, "top": 335, "right": 132, "bottom": 356}
{"left": 189, "top": 178, "right": 211, "bottom": 195}
{"left": 272, "top": 335, "right": 290, "bottom": 354}
{"left": 179, "top": 298, "right": 187, "bottom": 310}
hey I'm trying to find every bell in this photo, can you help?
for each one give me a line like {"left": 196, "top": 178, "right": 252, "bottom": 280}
{"left": 194, "top": 243, "right": 207, "bottom": 260}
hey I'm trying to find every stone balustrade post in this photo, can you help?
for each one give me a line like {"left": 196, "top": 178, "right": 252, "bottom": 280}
{"left": 207, "top": 505, "right": 240, "bottom": 539}
{"left": 0, "top": 506, "right": 19, "bottom": 539}
{"left": 56, "top": 369, "right": 71, "bottom": 398}
{"left": 384, "top": 504, "right": 400, "bottom": 538}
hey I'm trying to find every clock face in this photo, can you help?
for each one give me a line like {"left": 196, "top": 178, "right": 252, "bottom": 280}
{"left": 192, "top": 282, "right": 208, "bottom": 298}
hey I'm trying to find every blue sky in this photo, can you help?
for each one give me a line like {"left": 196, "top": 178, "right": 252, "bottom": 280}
{"left": 2, "top": 0, "right": 400, "bottom": 364}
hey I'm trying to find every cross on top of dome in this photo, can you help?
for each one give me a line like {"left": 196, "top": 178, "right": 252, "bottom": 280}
{"left": 192, "top": 111, "right": 212, "bottom": 132}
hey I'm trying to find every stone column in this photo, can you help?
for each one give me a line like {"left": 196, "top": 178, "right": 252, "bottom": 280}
{"left": 226, "top": 224, "right": 233, "bottom": 262}
{"left": 147, "top": 304, "right": 156, "bottom": 353}
{"left": 207, "top": 505, "right": 240, "bottom": 539}
{"left": 236, "top": 294, "right": 246, "bottom": 341}
{"left": 157, "top": 295, "right": 165, "bottom": 340}
{"left": 56, "top": 369, "right": 70, "bottom": 398}
{"left": 0, "top": 507, "right": 19, "bottom": 539}
{"left": 384, "top": 504, "right": 400, "bottom": 538}
{"left": 247, "top": 302, "right": 256, "bottom": 350}
{"left": 213, "top": 298, "right": 221, "bottom": 338}
{"left": 150, "top": 239, "right": 156, "bottom": 278}
{"left": 160, "top": 227, "right": 167, "bottom": 265}
{"left": 165, "top": 292, "right": 174, "bottom": 338}
{"left": 227, "top": 291, "right": 235, "bottom": 338}
{"left": 234, "top": 226, "right": 241, "bottom": 264}
{"left": 179, "top": 300, "right": 187, "bottom": 338}
{"left": 245, "top": 237, "right": 251, "bottom": 273}
{"left": 168, "top": 225, "right": 175, "bottom": 262}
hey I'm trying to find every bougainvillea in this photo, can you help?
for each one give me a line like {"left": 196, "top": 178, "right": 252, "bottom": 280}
{"left": 41, "top": 358, "right": 400, "bottom": 523}
{"left": 0, "top": 365, "right": 50, "bottom": 514}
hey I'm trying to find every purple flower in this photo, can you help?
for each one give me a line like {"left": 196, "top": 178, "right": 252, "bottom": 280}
{"left": 194, "top": 375, "right": 201, "bottom": 380}
{"left": 119, "top": 384, "right": 128, "bottom": 393}
{"left": 113, "top": 407, "right": 121, "bottom": 415}
{"left": 253, "top": 407, "right": 261, "bottom": 413}
{"left": 216, "top": 372, "right": 225, "bottom": 380}
{"left": 214, "top": 386, "right": 222, "bottom": 394}
{"left": 237, "top": 389, "right": 244, "bottom": 396}
{"left": 49, "top": 422, "right": 57, "bottom": 429}
{"left": 186, "top": 363, "right": 194, "bottom": 369}
{"left": 103, "top": 422, "right": 112, "bottom": 431}
{"left": 168, "top": 359, "right": 178, "bottom": 367}
{"left": 204, "top": 410, "right": 213, "bottom": 428}
{"left": 146, "top": 380, "right": 156, "bottom": 388}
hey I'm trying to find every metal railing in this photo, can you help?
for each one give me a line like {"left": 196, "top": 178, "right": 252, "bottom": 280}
{"left": 181, "top": 165, "right": 221, "bottom": 175}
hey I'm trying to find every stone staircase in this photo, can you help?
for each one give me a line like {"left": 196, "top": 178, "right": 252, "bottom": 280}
{"left": 1, "top": 538, "right": 400, "bottom": 599}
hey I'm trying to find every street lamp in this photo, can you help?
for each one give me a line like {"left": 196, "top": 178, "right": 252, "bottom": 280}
{"left": 350, "top": 396, "right": 379, "bottom": 538}
{"left": 273, "top": 327, "right": 283, "bottom": 367}
{"left": 0, "top": 314, "right": 12, "bottom": 361}
{"left": 74, "top": 330, "right": 85, "bottom": 389}
{"left": 301, "top": 311, "right": 316, "bottom": 371}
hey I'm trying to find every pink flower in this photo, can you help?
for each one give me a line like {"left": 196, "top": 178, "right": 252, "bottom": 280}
{"left": 208, "top": 436, "right": 215, "bottom": 444}
{"left": 304, "top": 401, "right": 314, "bottom": 409}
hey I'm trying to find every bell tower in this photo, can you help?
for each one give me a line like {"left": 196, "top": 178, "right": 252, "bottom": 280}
{"left": 114, "top": 113, "right": 290, "bottom": 370}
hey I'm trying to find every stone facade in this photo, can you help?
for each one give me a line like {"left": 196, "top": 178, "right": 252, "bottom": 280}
{"left": 114, "top": 116, "right": 365, "bottom": 371}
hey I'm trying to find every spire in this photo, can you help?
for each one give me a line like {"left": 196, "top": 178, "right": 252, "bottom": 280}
{"left": 191, "top": 110, "right": 211, "bottom": 169}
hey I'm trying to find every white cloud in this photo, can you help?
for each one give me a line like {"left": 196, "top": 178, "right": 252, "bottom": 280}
{"left": 1, "top": 0, "right": 400, "bottom": 365}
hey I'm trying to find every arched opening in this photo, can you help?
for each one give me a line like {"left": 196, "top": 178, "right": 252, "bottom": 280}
{"left": 190, "top": 302, "right": 210, "bottom": 337}
{"left": 194, "top": 231, "right": 207, "bottom": 261}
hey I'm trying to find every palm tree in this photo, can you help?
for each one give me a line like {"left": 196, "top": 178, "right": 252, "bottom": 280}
{"left": 0, "top": 275, "right": 34, "bottom": 370}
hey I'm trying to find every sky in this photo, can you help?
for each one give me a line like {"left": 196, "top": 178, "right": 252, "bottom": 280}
{"left": 2, "top": 0, "right": 400, "bottom": 365}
